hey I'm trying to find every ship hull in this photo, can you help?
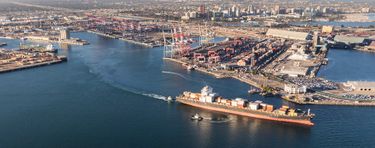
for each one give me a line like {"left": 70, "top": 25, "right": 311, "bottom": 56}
{"left": 177, "top": 99, "right": 314, "bottom": 126}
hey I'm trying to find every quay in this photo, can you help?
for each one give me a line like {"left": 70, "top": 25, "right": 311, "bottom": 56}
{"left": 27, "top": 37, "right": 89, "bottom": 46}
{"left": 88, "top": 30, "right": 160, "bottom": 48}
{"left": 0, "top": 56, "right": 67, "bottom": 74}
{"left": 163, "top": 58, "right": 274, "bottom": 88}
{"left": 87, "top": 30, "right": 119, "bottom": 39}
{"left": 163, "top": 58, "right": 227, "bottom": 78}
{"left": 283, "top": 96, "right": 375, "bottom": 106}
{"left": 119, "top": 38, "right": 155, "bottom": 48}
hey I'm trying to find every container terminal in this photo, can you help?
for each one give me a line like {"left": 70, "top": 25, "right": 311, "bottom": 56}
{"left": 0, "top": 0, "right": 374, "bottom": 106}
{"left": 0, "top": 44, "right": 67, "bottom": 73}
{"left": 163, "top": 25, "right": 375, "bottom": 107}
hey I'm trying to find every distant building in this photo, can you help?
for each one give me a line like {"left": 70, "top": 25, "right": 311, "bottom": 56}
{"left": 361, "top": 8, "right": 370, "bottom": 13}
{"left": 321, "top": 26, "right": 333, "bottom": 34}
{"left": 198, "top": 5, "right": 206, "bottom": 14}
{"left": 284, "top": 84, "right": 307, "bottom": 94}
{"left": 266, "top": 29, "right": 311, "bottom": 41}
{"left": 280, "top": 63, "right": 309, "bottom": 77}
{"left": 60, "top": 29, "right": 70, "bottom": 40}
{"left": 343, "top": 81, "right": 375, "bottom": 94}
{"left": 237, "top": 59, "right": 248, "bottom": 66}
{"left": 288, "top": 52, "right": 312, "bottom": 61}
{"left": 334, "top": 35, "right": 365, "bottom": 45}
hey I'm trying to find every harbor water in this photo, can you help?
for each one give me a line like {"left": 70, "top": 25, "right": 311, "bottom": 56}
{"left": 0, "top": 32, "right": 375, "bottom": 147}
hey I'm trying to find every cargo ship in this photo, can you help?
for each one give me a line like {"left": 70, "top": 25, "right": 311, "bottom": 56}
{"left": 176, "top": 86, "right": 315, "bottom": 126}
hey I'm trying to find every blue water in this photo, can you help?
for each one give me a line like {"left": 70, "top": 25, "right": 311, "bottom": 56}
{"left": 318, "top": 49, "right": 375, "bottom": 82}
{"left": 0, "top": 33, "right": 375, "bottom": 147}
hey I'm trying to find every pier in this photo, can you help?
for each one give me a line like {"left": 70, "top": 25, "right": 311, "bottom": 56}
{"left": 0, "top": 57, "right": 67, "bottom": 74}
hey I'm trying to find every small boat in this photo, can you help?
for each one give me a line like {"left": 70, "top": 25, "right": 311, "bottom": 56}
{"left": 191, "top": 113, "right": 203, "bottom": 121}
{"left": 187, "top": 65, "right": 195, "bottom": 71}
{"left": 167, "top": 96, "right": 174, "bottom": 102}
{"left": 248, "top": 88, "right": 260, "bottom": 94}
{"left": 45, "top": 44, "right": 58, "bottom": 53}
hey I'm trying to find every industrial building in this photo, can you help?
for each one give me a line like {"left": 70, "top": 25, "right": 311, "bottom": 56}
{"left": 334, "top": 35, "right": 365, "bottom": 45}
{"left": 266, "top": 29, "right": 311, "bottom": 41}
{"left": 321, "top": 26, "right": 334, "bottom": 34}
{"left": 343, "top": 81, "right": 375, "bottom": 95}
{"left": 60, "top": 29, "right": 70, "bottom": 40}
{"left": 280, "top": 64, "right": 309, "bottom": 77}
{"left": 284, "top": 84, "right": 307, "bottom": 94}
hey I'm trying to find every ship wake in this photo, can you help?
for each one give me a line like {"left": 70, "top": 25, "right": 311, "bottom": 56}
{"left": 162, "top": 70, "right": 190, "bottom": 80}
{"left": 88, "top": 68, "right": 169, "bottom": 102}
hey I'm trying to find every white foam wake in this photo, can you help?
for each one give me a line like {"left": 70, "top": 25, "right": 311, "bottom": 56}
{"left": 162, "top": 70, "right": 190, "bottom": 80}
{"left": 87, "top": 67, "right": 169, "bottom": 102}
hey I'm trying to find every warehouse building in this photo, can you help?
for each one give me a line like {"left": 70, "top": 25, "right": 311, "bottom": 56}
{"left": 284, "top": 84, "right": 307, "bottom": 94}
{"left": 334, "top": 35, "right": 365, "bottom": 45}
{"left": 343, "top": 81, "right": 375, "bottom": 95}
{"left": 280, "top": 65, "right": 309, "bottom": 77}
{"left": 266, "top": 29, "right": 311, "bottom": 41}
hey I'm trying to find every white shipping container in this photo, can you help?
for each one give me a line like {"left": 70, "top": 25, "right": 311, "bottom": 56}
{"left": 209, "top": 93, "right": 218, "bottom": 97}
{"left": 199, "top": 97, "right": 206, "bottom": 102}
{"left": 231, "top": 101, "right": 238, "bottom": 107}
{"left": 190, "top": 93, "right": 198, "bottom": 98}
{"left": 249, "top": 103, "right": 259, "bottom": 110}
{"left": 255, "top": 100, "right": 263, "bottom": 104}
{"left": 205, "top": 96, "right": 214, "bottom": 103}
{"left": 237, "top": 100, "right": 246, "bottom": 105}
{"left": 183, "top": 91, "right": 190, "bottom": 96}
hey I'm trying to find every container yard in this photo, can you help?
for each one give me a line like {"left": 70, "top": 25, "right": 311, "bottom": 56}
{"left": 0, "top": 45, "right": 67, "bottom": 73}
{"left": 164, "top": 26, "right": 375, "bottom": 107}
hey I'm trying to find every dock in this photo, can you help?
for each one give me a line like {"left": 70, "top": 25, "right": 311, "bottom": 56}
{"left": 0, "top": 56, "right": 67, "bottom": 74}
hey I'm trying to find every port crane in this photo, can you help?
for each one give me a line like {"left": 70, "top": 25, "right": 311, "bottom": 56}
{"left": 163, "top": 25, "right": 192, "bottom": 59}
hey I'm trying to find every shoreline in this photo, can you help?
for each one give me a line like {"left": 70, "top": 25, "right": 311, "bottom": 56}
{"left": 283, "top": 96, "right": 375, "bottom": 106}
{"left": 87, "top": 30, "right": 158, "bottom": 48}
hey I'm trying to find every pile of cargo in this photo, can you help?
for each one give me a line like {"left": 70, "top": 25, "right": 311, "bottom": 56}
{"left": 275, "top": 105, "right": 299, "bottom": 116}
{"left": 249, "top": 101, "right": 274, "bottom": 112}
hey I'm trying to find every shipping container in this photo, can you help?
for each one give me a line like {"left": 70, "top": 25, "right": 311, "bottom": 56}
{"left": 232, "top": 101, "right": 238, "bottom": 107}
{"left": 282, "top": 105, "right": 290, "bottom": 109}
{"left": 249, "top": 103, "right": 259, "bottom": 110}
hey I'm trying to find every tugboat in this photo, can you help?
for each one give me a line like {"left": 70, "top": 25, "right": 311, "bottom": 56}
{"left": 167, "top": 96, "right": 174, "bottom": 102}
{"left": 248, "top": 88, "right": 260, "bottom": 94}
{"left": 45, "top": 44, "right": 58, "bottom": 53}
{"left": 187, "top": 65, "right": 195, "bottom": 71}
{"left": 191, "top": 113, "right": 203, "bottom": 121}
